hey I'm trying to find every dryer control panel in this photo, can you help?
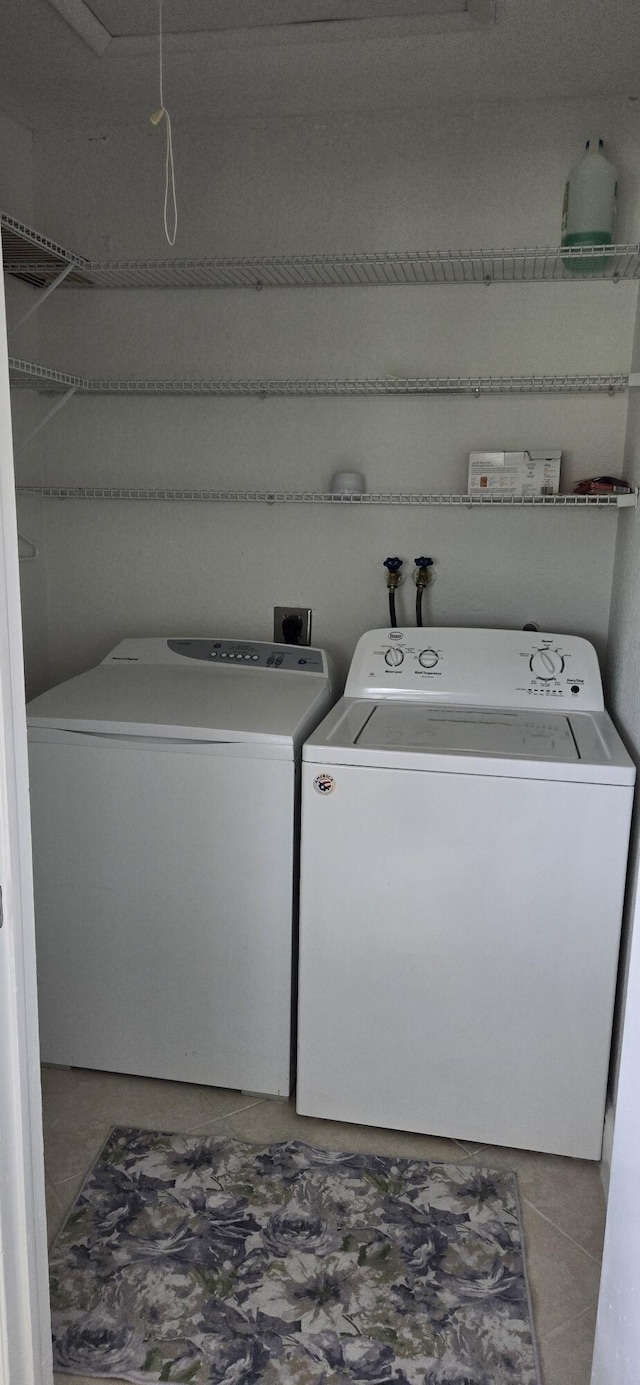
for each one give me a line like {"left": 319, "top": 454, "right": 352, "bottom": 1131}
{"left": 102, "top": 638, "right": 328, "bottom": 674}
{"left": 344, "top": 628, "right": 604, "bottom": 710}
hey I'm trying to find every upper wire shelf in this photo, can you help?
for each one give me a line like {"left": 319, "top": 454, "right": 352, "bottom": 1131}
{"left": 15, "top": 486, "right": 636, "bottom": 508}
{"left": 1, "top": 214, "right": 91, "bottom": 288}
{"left": 82, "top": 244, "right": 640, "bottom": 288}
{"left": 3, "top": 215, "right": 640, "bottom": 288}
{"left": 7, "top": 359, "right": 631, "bottom": 397}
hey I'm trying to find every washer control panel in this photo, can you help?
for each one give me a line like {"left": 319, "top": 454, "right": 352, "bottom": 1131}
{"left": 344, "top": 628, "right": 604, "bottom": 710}
{"left": 102, "top": 638, "right": 327, "bottom": 673}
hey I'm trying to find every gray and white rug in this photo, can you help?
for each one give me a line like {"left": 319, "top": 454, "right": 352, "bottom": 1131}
{"left": 49, "top": 1126, "right": 541, "bottom": 1384}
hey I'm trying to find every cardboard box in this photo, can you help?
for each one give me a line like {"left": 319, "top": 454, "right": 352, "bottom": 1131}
{"left": 468, "top": 450, "right": 562, "bottom": 497}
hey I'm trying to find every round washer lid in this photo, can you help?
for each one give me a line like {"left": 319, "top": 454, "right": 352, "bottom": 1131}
{"left": 302, "top": 696, "right": 636, "bottom": 786}
{"left": 356, "top": 705, "right": 579, "bottom": 760}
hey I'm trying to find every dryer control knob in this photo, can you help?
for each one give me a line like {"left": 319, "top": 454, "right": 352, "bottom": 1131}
{"left": 530, "top": 649, "right": 564, "bottom": 679}
{"left": 384, "top": 647, "right": 404, "bottom": 667}
{"left": 418, "top": 648, "right": 439, "bottom": 669}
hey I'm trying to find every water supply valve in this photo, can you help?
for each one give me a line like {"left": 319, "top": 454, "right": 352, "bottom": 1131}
{"left": 383, "top": 556, "right": 404, "bottom": 591}
{"left": 414, "top": 556, "right": 434, "bottom": 589}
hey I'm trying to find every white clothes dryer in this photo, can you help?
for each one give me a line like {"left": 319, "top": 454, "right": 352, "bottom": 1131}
{"left": 297, "top": 627, "right": 635, "bottom": 1158}
{"left": 27, "top": 637, "right": 337, "bottom": 1096}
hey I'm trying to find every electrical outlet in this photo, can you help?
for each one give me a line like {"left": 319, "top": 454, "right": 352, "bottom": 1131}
{"left": 274, "top": 607, "right": 312, "bottom": 646}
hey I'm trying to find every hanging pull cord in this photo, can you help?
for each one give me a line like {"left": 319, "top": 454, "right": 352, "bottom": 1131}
{"left": 150, "top": 0, "right": 177, "bottom": 246}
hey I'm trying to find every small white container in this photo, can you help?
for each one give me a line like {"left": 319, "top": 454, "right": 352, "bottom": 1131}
{"left": 330, "top": 470, "right": 366, "bottom": 494}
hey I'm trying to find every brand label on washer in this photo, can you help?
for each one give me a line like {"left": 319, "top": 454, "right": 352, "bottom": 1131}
{"left": 314, "top": 773, "right": 336, "bottom": 794}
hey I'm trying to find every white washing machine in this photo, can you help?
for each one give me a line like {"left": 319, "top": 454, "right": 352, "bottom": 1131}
{"left": 27, "top": 636, "right": 337, "bottom": 1096}
{"left": 297, "top": 627, "right": 635, "bottom": 1159}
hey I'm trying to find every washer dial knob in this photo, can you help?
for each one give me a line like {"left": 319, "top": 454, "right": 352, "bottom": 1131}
{"left": 530, "top": 649, "right": 564, "bottom": 680}
{"left": 418, "top": 648, "right": 439, "bottom": 669}
{"left": 384, "top": 647, "right": 404, "bottom": 667}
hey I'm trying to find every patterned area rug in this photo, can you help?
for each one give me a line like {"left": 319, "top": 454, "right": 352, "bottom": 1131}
{"left": 49, "top": 1127, "right": 541, "bottom": 1384}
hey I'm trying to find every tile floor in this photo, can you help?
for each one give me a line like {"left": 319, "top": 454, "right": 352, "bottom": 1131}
{"left": 42, "top": 1065, "right": 605, "bottom": 1385}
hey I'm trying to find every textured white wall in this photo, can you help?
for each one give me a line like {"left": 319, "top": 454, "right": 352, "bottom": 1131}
{"left": 18, "top": 96, "right": 640, "bottom": 685}
{"left": 32, "top": 99, "right": 640, "bottom": 258}
{"left": 0, "top": 108, "right": 34, "bottom": 219}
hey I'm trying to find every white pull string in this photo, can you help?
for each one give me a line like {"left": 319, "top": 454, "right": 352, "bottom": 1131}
{"left": 150, "top": 0, "right": 178, "bottom": 246}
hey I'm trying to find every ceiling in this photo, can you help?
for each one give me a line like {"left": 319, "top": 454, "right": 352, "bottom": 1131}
{"left": 78, "top": 0, "right": 483, "bottom": 39}
{"left": 0, "top": 0, "right": 639, "bottom": 131}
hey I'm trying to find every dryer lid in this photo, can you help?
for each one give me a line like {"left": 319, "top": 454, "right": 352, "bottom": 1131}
{"left": 356, "top": 705, "right": 579, "bottom": 761}
{"left": 26, "top": 641, "right": 336, "bottom": 749}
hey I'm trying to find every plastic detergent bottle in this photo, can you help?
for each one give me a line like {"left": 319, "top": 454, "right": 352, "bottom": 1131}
{"left": 561, "top": 138, "right": 617, "bottom": 274}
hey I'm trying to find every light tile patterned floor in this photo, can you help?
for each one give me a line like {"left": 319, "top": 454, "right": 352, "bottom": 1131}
{"left": 42, "top": 1066, "right": 605, "bottom": 1385}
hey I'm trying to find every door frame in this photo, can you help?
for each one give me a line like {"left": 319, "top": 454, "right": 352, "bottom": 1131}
{"left": 0, "top": 252, "right": 52, "bottom": 1383}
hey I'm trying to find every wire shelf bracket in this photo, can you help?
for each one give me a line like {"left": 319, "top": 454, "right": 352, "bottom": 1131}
{"left": 13, "top": 261, "right": 76, "bottom": 328}
{"left": 17, "top": 530, "right": 38, "bottom": 560}
{"left": 16, "top": 385, "right": 79, "bottom": 451}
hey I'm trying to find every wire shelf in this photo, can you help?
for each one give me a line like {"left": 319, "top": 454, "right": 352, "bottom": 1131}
{"left": 9, "top": 360, "right": 87, "bottom": 391}
{"left": 15, "top": 486, "right": 636, "bottom": 507}
{"left": 3, "top": 217, "right": 640, "bottom": 288}
{"left": 7, "top": 360, "right": 631, "bottom": 397}
{"left": 1, "top": 213, "right": 91, "bottom": 288}
{"left": 84, "top": 244, "right": 640, "bottom": 288}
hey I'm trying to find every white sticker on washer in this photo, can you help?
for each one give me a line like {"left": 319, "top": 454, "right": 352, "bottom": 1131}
{"left": 314, "top": 773, "right": 336, "bottom": 794}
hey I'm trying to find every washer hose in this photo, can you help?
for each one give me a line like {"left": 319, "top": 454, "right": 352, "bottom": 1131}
{"left": 383, "top": 557, "right": 403, "bottom": 628}
{"left": 414, "top": 556, "right": 434, "bottom": 628}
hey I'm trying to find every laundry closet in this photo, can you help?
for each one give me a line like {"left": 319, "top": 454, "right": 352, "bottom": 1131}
{"left": 9, "top": 93, "right": 640, "bottom": 1062}
{"left": 3, "top": 5, "right": 640, "bottom": 1374}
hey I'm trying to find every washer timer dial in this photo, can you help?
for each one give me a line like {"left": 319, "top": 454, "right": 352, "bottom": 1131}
{"left": 530, "top": 649, "right": 565, "bottom": 680}
{"left": 418, "top": 648, "right": 439, "bottom": 669}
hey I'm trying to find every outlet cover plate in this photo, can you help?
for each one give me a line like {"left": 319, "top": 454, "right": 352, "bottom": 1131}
{"left": 274, "top": 607, "right": 312, "bottom": 646}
